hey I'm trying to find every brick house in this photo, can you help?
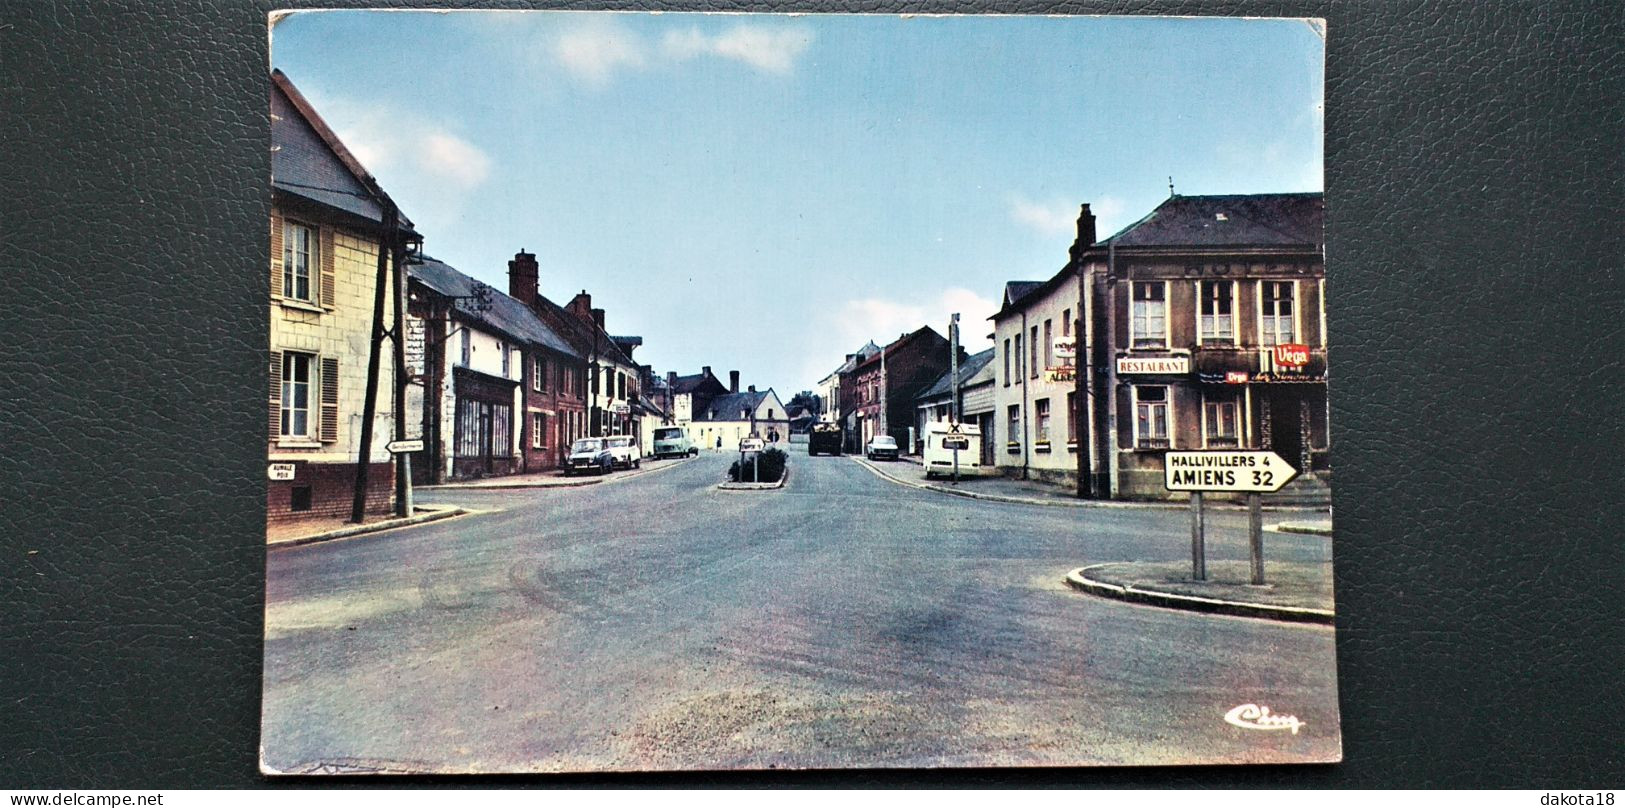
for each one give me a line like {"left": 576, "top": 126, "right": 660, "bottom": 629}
{"left": 528, "top": 286, "right": 643, "bottom": 443}
{"left": 503, "top": 250, "right": 590, "bottom": 471}
{"left": 846, "top": 326, "right": 955, "bottom": 454}
{"left": 267, "top": 70, "right": 417, "bottom": 522}
{"left": 1081, "top": 192, "right": 1328, "bottom": 500}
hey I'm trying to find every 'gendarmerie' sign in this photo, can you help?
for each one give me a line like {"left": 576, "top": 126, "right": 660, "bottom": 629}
{"left": 1118, "top": 356, "right": 1190, "bottom": 375}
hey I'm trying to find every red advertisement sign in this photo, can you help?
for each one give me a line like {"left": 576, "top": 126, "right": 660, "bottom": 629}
{"left": 1225, "top": 371, "right": 1249, "bottom": 384}
{"left": 1273, "top": 343, "right": 1310, "bottom": 367}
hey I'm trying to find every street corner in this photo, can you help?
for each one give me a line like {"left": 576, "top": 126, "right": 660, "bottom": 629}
{"left": 1064, "top": 560, "right": 1335, "bottom": 625}
{"left": 266, "top": 504, "right": 472, "bottom": 549}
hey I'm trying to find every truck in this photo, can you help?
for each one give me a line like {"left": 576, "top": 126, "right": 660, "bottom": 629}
{"left": 807, "top": 421, "right": 843, "bottom": 456}
{"left": 652, "top": 426, "right": 698, "bottom": 459}
{"left": 921, "top": 422, "right": 989, "bottom": 478}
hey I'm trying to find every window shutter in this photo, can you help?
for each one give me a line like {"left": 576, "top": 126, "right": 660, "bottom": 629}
{"left": 269, "top": 350, "right": 283, "bottom": 440}
{"left": 320, "top": 356, "right": 340, "bottom": 443}
{"left": 270, "top": 213, "right": 284, "bottom": 298}
{"left": 319, "top": 229, "right": 337, "bottom": 310}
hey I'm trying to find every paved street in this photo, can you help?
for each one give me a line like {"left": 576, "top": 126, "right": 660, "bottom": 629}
{"left": 262, "top": 449, "right": 1339, "bottom": 773}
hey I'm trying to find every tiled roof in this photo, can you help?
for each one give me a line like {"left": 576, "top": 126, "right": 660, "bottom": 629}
{"left": 694, "top": 390, "right": 770, "bottom": 422}
{"left": 531, "top": 294, "right": 636, "bottom": 368}
{"left": 408, "top": 257, "right": 579, "bottom": 358}
{"left": 270, "top": 70, "right": 415, "bottom": 234}
{"left": 1101, "top": 193, "right": 1323, "bottom": 248}
{"left": 852, "top": 327, "right": 943, "bottom": 372}
{"left": 916, "top": 348, "right": 996, "bottom": 401}
{"left": 990, "top": 280, "right": 1047, "bottom": 320}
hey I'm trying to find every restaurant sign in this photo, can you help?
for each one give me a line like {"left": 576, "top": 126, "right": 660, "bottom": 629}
{"left": 1118, "top": 356, "right": 1190, "bottom": 375}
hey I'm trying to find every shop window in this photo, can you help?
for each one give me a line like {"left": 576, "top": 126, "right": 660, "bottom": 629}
{"left": 1134, "top": 386, "right": 1170, "bottom": 448}
{"left": 1131, "top": 282, "right": 1167, "bottom": 348}
{"left": 1199, "top": 280, "right": 1235, "bottom": 344}
{"left": 1204, "top": 394, "right": 1240, "bottom": 447}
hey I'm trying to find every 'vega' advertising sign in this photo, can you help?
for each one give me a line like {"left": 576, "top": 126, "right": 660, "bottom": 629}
{"left": 1164, "top": 450, "right": 1298, "bottom": 493}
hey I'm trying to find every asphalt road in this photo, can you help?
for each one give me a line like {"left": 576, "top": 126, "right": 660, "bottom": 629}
{"left": 262, "top": 449, "right": 1340, "bottom": 773}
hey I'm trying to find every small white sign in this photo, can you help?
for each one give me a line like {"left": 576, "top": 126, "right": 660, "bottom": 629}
{"left": 1164, "top": 450, "right": 1298, "bottom": 493}
{"left": 942, "top": 436, "right": 970, "bottom": 451}
{"left": 1053, "top": 339, "right": 1076, "bottom": 360}
{"left": 268, "top": 463, "right": 296, "bottom": 481}
{"left": 1118, "top": 356, "right": 1190, "bottom": 375}
{"left": 739, "top": 438, "right": 765, "bottom": 452}
{"left": 386, "top": 439, "right": 425, "bottom": 454}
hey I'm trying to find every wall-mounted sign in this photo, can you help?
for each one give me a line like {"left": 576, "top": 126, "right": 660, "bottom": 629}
{"left": 404, "top": 316, "right": 427, "bottom": 378}
{"left": 386, "top": 439, "right": 424, "bottom": 454}
{"left": 1273, "top": 343, "right": 1311, "bottom": 368}
{"left": 611, "top": 403, "right": 631, "bottom": 415}
{"left": 1053, "top": 339, "right": 1076, "bottom": 360}
{"left": 1225, "top": 371, "right": 1250, "bottom": 385}
{"left": 1046, "top": 367, "right": 1076, "bottom": 382}
{"left": 268, "top": 463, "right": 296, "bottom": 481}
{"left": 1118, "top": 356, "right": 1190, "bottom": 375}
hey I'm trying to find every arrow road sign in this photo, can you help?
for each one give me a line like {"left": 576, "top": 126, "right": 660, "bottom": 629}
{"left": 386, "top": 439, "right": 425, "bottom": 454}
{"left": 739, "top": 438, "right": 765, "bottom": 453}
{"left": 1164, "top": 450, "right": 1298, "bottom": 493}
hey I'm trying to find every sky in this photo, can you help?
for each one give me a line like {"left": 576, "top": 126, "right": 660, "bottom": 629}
{"left": 271, "top": 11, "right": 1323, "bottom": 395}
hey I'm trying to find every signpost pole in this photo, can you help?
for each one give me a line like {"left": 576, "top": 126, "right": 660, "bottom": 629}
{"left": 754, "top": 450, "right": 759, "bottom": 483}
{"left": 952, "top": 443, "right": 960, "bottom": 485}
{"left": 1248, "top": 492, "right": 1265, "bottom": 585}
{"left": 1190, "top": 491, "right": 1207, "bottom": 581}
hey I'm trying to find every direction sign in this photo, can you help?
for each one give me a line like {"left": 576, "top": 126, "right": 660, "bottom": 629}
{"left": 739, "top": 438, "right": 765, "bottom": 452}
{"left": 1164, "top": 450, "right": 1298, "bottom": 493}
{"left": 942, "top": 435, "right": 970, "bottom": 451}
{"left": 268, "top": 463, "right": 296, "bottom": 481}
{"left": 386, "top": 439, "right": 425, "bottom": 454}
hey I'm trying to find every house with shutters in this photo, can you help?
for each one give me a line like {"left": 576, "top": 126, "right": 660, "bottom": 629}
{"left": 267, "top": 69, "right": 418, "bottom": 522}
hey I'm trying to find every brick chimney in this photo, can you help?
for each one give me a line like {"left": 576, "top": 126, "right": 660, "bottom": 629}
{"left": 507, "top": 249, "right": 538, "bottom": 307}
{"left": 667, "top": 370, "right": 677, "bottom": 388}
{"left": 702, "top": 365, "right": 712, "bottom": 380}
{"left": 1070, "top": 203, "right": 1097, "bottom": 265}
{"left": 567, "top": 291, "right": 592, "bottom": 321}
{"left": 590, "top": 308, "right": 605, "bottom": 329}
{"left": 729, "top": 370, "right": 740, "bottom": 394}
{"left": 748, "top": 384, "right": 756, "bottom": 394}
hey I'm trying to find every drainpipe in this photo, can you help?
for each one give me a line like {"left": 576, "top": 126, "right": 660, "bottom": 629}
{"left": 1105, "top": 240, "right": 1120, "bottom": 499}
{"left": 1020, "top": 309, "right": 1030, "bottom": 480}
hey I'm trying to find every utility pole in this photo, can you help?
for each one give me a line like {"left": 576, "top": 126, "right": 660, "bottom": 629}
{"left": 948, "top": 313, "right": 961, "bottom": 424}
{"left": 391, "top": 221, "right": 413, "bottom": 518}
{"left": 351, "top": 203, "right": 396, "bottom": 523}
{"left": 878, "top": 342, "right": 888, "bottom": 440}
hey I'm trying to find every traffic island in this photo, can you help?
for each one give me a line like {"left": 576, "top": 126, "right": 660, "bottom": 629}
{"left": 1065, "top": 560, "right": 1335, "bottom": 624}
{"left": 717, "top": 466, "right": 788, "bottom": 491}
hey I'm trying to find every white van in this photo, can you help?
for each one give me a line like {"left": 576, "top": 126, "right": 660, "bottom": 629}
{"left": 921, "top": 422, "right": 990, "bottom": 478}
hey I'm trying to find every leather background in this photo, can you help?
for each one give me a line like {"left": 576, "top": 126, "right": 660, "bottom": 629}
{"left": 2, "top": 0, "right": 1620, "bottom": 788}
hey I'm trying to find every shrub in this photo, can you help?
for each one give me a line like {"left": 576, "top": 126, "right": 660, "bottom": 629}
{"left": 729, "top": 447, "right": 788, "bottom": 483}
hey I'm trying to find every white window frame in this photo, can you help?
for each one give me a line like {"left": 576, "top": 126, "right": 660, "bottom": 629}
{"left": 280, "top": 351, "right": 314, "bottom": 439}
{"left": 1256, "top": 279, "right": 1300, "bottom": 347}
{"left": 1132, "top": 385, "right": 1171, "bottom": 449}
{"left": 1201, "top": 392, "right": 1241, "bottom": 448}
{"left": 1130, "top": 281, "right": 1169, "bottom": 349}
{"left": 533, "top": 355, "right": 547, "bottom": 393}
{"left": 282, "top": 220, "right": 315, "bottom": 303}
{"left": 459, "top": 328, "right": 471, "bottom": 367}
{"left": 1035, "top": 397, "right": 1051, "bottom": 444}
{"left": 1197, "top": 279, "right": 1236, "bottom": 346}
{"left": 500, "top": 341, "right": 510, "bottom": 378}
{"left": 532, "top": 411, "right": 546, "bottom": 450}
{"left": 1043, "top": 319, "right": 1054, "bottom": 371}
{"left": 1319, "top": 278, "right": 1328, "bottom": 347}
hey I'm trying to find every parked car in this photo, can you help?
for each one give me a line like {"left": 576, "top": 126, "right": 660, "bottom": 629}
{"left": 807, "top": 422, "right": 843, "bottom": 456}
{"left": 652, "top": 426, "right": 698, "bottom": 459}
{"left": 605, "top": 435, "right": 640, "bottom": 469}
{"left": 565, "top": 437, "right": 613, "bottom": 476}
{"left": 865, "top": 435, "right": 899, "bottom": 461}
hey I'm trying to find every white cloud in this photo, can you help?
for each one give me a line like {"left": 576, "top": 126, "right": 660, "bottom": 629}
{"left": 1009, "top": 195, "right": 1080, "bottom": 236}
{"left": 552, "top": 20, "right": 647, "bottom": 84}
{"left": 833, "top": 288, "right": 998, "bottom": 359}
{"left": 418, "top": 132, "right": 492, "bottom": 190}
{"left": 662, "top": 24, "right": 813, "bottom": 73}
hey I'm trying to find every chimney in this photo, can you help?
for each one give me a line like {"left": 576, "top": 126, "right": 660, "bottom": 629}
{"left": 667, "top": 370, "right": 677, "bottom": 388}
{"left": 748, "top": 384, "right": 756, "bottom": 394}
{"left": 568, "top": 291, "right": 592, "bottom": 321}
{"left": 702, "top": 365, "right": 712, "bottom": 380}
{"left": 507, "top": 249, "right": 538, "bottom": 307}
{"left": 1070, "top": 203, "right": 1097, "bottom": 265}
{"left": 729, "top": 370, "right": 740, "bottom": 394}
{"left": 591, "top": 308, "right": 605, "bottom": 329}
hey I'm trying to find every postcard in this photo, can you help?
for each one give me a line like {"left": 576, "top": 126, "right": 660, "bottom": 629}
{"left": 262, "top": 10, "right": 1336, "bottom": 773}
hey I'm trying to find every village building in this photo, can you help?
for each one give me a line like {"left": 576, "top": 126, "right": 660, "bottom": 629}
{"left": 846, "top": 327, "right": 955, "bottom": 454}
{"left": 991, "top": 206, "right": 1095, "bottom": 487}
{"left": 663, "top": 366, "right": 731, "bottom": 438}
{"left": 690, "top": 386, "right": 790, "bottom": 451}
{"left": 268, "top": 69, "right": 417, "bottom": 522}
{"left": 528, "top": 287, "right": 642, "bottom": 443}
{"left": 1081, "top": 192, "right": 1328, "bottom": 501}
{"left": 817, "top": 340, "right": 879, "bottom": 429}
{"left": 913, "top": 347, "right": 996, "bottom": 449}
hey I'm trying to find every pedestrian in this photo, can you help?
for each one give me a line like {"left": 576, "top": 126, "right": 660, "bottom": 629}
{"left": 715, "top": 435, "right": 722, "bottom": 451}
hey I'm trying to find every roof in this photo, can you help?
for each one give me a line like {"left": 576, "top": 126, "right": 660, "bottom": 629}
{"left": 530, "top": 294, "right": 637, "bottom": 368}
{"left": 990, "top": 280, "right": 1046, "bottom": 320}
{"left": 408, "top": 257, "right": 578, "bottom": 357}
{"left": 916, "top": 348, "right": 997, "bottom": 401}
{"left": 851, "top": 327, "right": 944, "bottom": 373}
{"left": 1100, "top": 193, "right": 1323, "bottom": 249}
{"left": 270, "top": 70, "right": 416, "bottom": 234}
{"left": 694, "top": 390, "right": 773, "bottom": 422}
{"left": 669, "top": 371, "right": 724, "bottom": 395}
{"left": 824, "top": 341, "right": 882, "bottom": 380}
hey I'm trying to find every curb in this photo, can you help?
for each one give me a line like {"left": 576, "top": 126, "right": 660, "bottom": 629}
{"left": 850, "top": 456, "right": 1327, "bottom": 513}
{"left": 1267, "top": 522, "right": 1335, "bottom": 536}
{"left": 417, "top": 456, "right": 689, "bottom": 491}
{"left": 1063, "top": 564, "right": 1335, "bottom": 625}
{"left": 717, "top": 465, "right": 789, "bottom": 491}
{"left": 268, "top": 505, "right": 470, "bottom": 549}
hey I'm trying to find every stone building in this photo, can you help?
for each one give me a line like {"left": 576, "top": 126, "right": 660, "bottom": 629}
{"left": 846, "top": 327, "right": 955, "bottom": 454}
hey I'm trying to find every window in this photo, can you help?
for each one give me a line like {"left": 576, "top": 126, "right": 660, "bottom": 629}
{"left": 617, "top": 372, "right": 626, "bottom": 401}
{"left": 768, "top": 408, "right": 775, "bottom": 419}
{"left": 1003, "top": 338, "right": 1011, "bottom": 385}
{"left": 532, "top": 412, "right": 547, "bottom": 449}
{"left": 1063, "top": 309, "right": 1072, "bottom": 338}
{"left": 1131, "top": 282, "right": 1166, "bottom": 348}
{"left": 1261, "top": 281, "right": 1296, "bottom": 346}
{"left": 1199, "top": 280, "right": 1235, "bottom": 343}
{"left": 282, "top": 221, "right": 314, "bottom": 302}
{"left": 1134, "top": 386, "right": 1170, "bottom": 448}
{"left": 1066, "top": 391, "right": 1078, "bottom": 447}
{"left": 280, "top": 352, "right": 312, "bottom": 438}
{"left": 1036, "top": 398, "right": 1051, "bottom": 444}
{"left": 1030, "top": 325, "right": 1040, "bottom": 378}
{"left": 1007, "top": 404, "right": 1021, "bottom": 447}
{"left": 1043, "top": 319, "right": 1054, "bottom": 371}
{"left": 534, "top": 356, "right": 548, "bottom": 392}
{"left": 1204, "top": 394, "right": 1240, "bottom": 447}
{"left": 1014, "top": 333, "right": 1024, "bottom": 381}
{"left": 459, "top": 329, "right": 471, "bottom": 367}
{"left": 500, "top": 342, "right": 510, "bottom": 378}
